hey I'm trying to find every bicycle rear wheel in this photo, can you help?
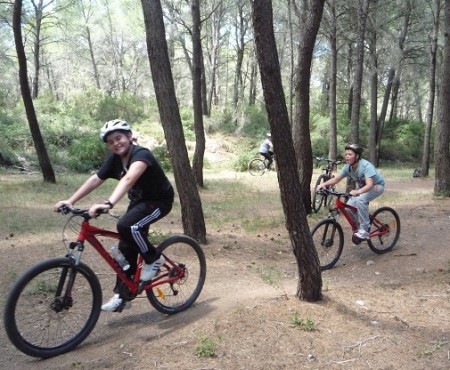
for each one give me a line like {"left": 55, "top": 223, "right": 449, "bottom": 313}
{"left": 248, "top": 158, "right": 266, "bottom": 176}
{"left": 367, "top": 207, "right": 401, "bottom": 254}
{"left": 312, "top": 175, "right": 330, "bottom": 213}
{"left": 146, "top": 235, "right": 206, "bottom": 315}
{"left": 4, "top": 258, "right": 102, "bottom": 358}
{"left": 311, "top": 219, "right": 344, "bottom": 270}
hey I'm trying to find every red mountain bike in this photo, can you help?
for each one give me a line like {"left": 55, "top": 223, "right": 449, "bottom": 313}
{"left": 3, "top": 205, "right": 206, "bottom": 358}
{"left": 310, "top": 188, "right": 400, "bottom": 270}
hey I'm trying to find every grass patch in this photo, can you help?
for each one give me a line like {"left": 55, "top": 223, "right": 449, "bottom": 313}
{"left": 289, "top": 312, "right": 316, "bottom": 331}
{"left": 195, "top": 336, "right": 220, "bottom": 358}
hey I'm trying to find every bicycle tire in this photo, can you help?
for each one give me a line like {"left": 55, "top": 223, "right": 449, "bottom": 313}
{"left": 248, "top": 158, "right": 266, "bottom": 176}
{"left": 4, "top": 258, "right": 102, "bottom": 358}
{"left": 312, "top": 175, "right": 330, "bottom": 213}
{"left": 310, "top": 219, "right": 344, "bottom": 270}
{"left": 367, "top": 207, "right": 401, "bottom": 254}
{"left": 146, "top": 235, "right": 206, "bottom": 315}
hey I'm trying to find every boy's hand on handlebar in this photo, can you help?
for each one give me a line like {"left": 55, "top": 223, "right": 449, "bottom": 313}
{"left": 54, "top": 200, "right": 72, "bottom": 212}
{"left": 88, "top": 203, "right": 111, "bottom": 217}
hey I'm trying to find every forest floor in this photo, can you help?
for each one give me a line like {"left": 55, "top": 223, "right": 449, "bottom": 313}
{"left": 1, "top": 137, "right": 450, "bottom": 369}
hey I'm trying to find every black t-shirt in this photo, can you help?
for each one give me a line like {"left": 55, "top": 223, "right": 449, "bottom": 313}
{"left": 97, "top": 145, "right": 173, "bottom": 203}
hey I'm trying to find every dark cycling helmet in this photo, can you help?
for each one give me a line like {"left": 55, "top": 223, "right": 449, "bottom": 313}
{"left": 345, "top": 143, "right": 363, "bottom": 155}
{"left": 100, "top": 119, "right": 132, "bottom": 142}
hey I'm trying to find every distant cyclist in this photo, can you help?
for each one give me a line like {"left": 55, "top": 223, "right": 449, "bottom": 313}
{"left": 259, "top": 133, "right": 274, "bottom": 170}
{"left": 316, "top": 144, "right": 385, "bottom": 240}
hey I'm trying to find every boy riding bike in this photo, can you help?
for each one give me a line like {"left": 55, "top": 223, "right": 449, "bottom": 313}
{"left": 316, "top": 144, "right": 385, "bottom": 240}
{"left": 54, "top": 119, "right": 174, "bottom": 312}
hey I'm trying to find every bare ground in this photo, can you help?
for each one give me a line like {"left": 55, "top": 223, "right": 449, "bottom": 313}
{"left": 1, "top": 161, "right": 450, "bottom": 369}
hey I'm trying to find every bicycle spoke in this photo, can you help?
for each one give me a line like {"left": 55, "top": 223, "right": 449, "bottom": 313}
{"left": 4, "top": 258, "right": 101, "bottom": 358}
{"left": 146, "top": 236, "right": 206, "bottom": 315}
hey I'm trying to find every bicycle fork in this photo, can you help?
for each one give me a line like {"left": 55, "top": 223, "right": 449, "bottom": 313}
{"left": 50, "top": 241, "right": 85, "bottom": 313}
{"left": 50, "top": 257, "right": 78, "bottom": 312}
{"left": 320, "top": 220, "right": 339, "bottom": 248}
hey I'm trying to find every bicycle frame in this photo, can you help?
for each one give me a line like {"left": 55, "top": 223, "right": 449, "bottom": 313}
{"left": 330, "top": 195, "right": 389, "bottom": 239}
{"left": 71, "top": 218, "right": 183, "bottom": 296}
{"left": 331, "top": 196, "right": 358, "bottom": 232}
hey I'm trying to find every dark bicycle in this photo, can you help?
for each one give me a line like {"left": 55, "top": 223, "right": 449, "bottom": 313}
{"left": 311, "top": 157, "right": 343, "bottom": 213}
{"left": 248, "top": 154, "right": 276, "bottom": 176}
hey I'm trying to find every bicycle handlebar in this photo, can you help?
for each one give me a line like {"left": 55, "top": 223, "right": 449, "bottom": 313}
{"left": 58, "top": 205, "right": 109, "bottom": 219}
{"left": 315, "top": 157, "right": 343, "bottom": 165}
{"left": 317, "top": 188, "right": 351, "bottom": 198}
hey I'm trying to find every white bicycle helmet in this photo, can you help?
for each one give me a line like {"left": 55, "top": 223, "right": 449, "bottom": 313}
{"left": 99, "top": 119, "right": 132, "bottom": 142}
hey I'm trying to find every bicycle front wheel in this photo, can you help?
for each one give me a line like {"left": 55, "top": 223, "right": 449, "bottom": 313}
{"left": 4, "top": 258, "right": 102, "bottom": 358}
{"left": 311, "top": 219, "right": 344, "bottom": 270}
{"left": 311, "top": 175, "right": 330, "bottom": 213}
{"left": 248, "top": 158, "right": 266, "bottom": 176}
{"left": 367, "top": 207, "right": 401, "bottom": 254}
{"left": 146, "top": 235, "right": 206, "bottom": 315}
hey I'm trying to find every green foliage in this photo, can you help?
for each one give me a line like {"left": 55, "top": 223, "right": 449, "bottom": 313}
{"left": 380, "top": 119, "right": 426, "bottom": 162}
{"left": 289, "top": 312, "right": 316, "bottom": 331}
{"left": 94, "top": 92, "right": 149, "bottom": 123}
{"left": 240, "top": 105, "right": 269, "bottom": 137}
{"left": 195, "top": 336, "right": 220, "bottom": 358}
{"left": 233, "top": 151, "right": 255, "bottom": 172}
{"left": 179, "top": 107, "right": 195, "bottom": 140}
{"left": 152, "top": 145, "right": 172, "bottom": 172}
{"left": 67, "top": 136, "right": 108, "bottom": 172}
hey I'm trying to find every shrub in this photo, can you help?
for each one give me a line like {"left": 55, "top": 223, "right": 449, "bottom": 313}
{"left": 67, "top": 136, "right": 108, "bottom": 172}
{"left": 152, "top": 145, "right": 172, "bottom": 172}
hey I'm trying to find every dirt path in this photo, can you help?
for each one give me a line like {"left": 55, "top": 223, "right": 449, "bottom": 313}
{"left": 1, "top": 176, "right": 450, "bottom": 369}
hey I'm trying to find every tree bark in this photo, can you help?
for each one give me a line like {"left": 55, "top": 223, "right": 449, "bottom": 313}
{"left": 350, "top": 0, "right": 370, "bottom": 144}
{"left": 292, "top": 0, "right": 326, "bottom": 215}
{"left": 140, "top": 0, "right": 206, "bottom": 242}
{"left": 434, "top": 0, "right": 450, "bottom": 195}
{"left": 422, "top": 0, "right": 440, "bottom": 177}
{"left": 368, "top": 21, "right": 378, "bottom": 164}
{"left": 13, "top": 0, "right": 55, "bottom": 183}
{"left": 252, "top": 0, "right": 322, "bottom": 302}
{"left": 326, "top": 0, "right": 338, "bottom": 160}
{"left": 376, "top": 66, "right": 395, "bottom": 166}
{"left": 191, "top": 0, "right": 206, "bottom": 187}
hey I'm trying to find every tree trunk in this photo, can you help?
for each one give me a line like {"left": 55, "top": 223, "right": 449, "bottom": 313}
{"left": 327, "top": 0, "right": 338, "bottom": 160}
{"left": 232, "top": 1, "right": 248, "bottom": 124}
{"left": 422, "top": 0, "right": 440, "bottom": 177}
{"left": 13, "top": 0, "right": 55, "bottom": 183}
{"left": 86, "top": 25, "right": 101, "bottom": 89}
{"left": 292, "top": 0, "right": 326, "bottom": 215}
{"left": 31, "top": 0, "right": 45, "bottom": 98}
{"left": 388, "top": 0, "right": 412, "bottom": 122}
{"left": 368, "top": 24, "right": 378, "bottom": 164}
{"left": 206, "top": 5, "right": 223, "bottom": 115}
{"left": 252, "top": 0, "right": 322, "bottom": 302}
{"left": 350, "top": 0, "right": 370, "bottom": 144}
{"left": 140, "top": 0, "right": 206, "bottom": 243}
{"left": 191, "top": 0, "right": 206, "bottom": 187}
{"left": 287, "top": 0, "right": 294, "bottom": 123}
{"left": 376, "top": 66, "right": 395, "bottom": 165}
{"left": 434, "top": 0, "right": 450, "bottom": 195}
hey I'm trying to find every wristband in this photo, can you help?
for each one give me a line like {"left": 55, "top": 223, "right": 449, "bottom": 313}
{"left": 104, "top": 200, "right": 114, "bottom": 209}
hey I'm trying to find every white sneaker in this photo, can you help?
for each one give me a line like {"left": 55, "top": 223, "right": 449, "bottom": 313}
{"left": 354, "top": 229, "right": 369, "bottom": 240}
{"left": 101, "top": 294, "right": 131, "bottom": 312}
{"left": 140, "top": 255, "right": 166, "bottom": 281}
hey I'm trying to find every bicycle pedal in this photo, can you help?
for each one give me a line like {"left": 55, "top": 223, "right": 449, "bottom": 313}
{"left": 352, "top": 234, "right": 363, "bottom": 245}
{"left": 137, "top": 280, "right": 146, "bottom": 295}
